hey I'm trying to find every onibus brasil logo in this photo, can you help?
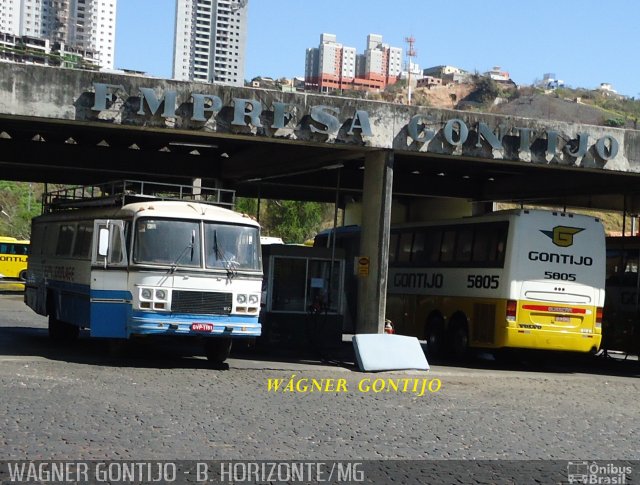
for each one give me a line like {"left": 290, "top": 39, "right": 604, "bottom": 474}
{"left": 567, "top": 461, "right": 632, "bottom": 484}
{"left": 541, "top": 226, "right": 584, "bottom": 247}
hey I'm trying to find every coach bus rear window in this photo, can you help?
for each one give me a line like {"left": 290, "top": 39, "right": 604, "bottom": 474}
{"left": 134, "top": 219, "right": 201, "bottom": 267}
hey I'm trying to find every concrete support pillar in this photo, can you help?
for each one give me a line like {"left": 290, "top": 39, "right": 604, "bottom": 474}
{"left": 356, "top": 150, "right": 394, "bottom": 334}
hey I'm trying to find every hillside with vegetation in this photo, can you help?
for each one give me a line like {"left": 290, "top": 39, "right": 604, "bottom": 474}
{"left": 392, "top": 75, "right": 640, "bottom": 130}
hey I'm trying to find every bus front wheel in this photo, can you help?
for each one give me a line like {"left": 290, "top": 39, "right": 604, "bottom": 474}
{"left": 48, "top": 316, "right": 79, "bottom": 342}
{"left": 204, "top": 338, "right": 232, "bottom": 363}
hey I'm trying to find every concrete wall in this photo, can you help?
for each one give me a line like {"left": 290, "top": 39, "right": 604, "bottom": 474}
{"left": 0, "top": 63, "right": 638, "bottom": 174}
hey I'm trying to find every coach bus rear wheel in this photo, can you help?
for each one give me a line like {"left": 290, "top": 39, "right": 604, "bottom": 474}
{"left": 448, "top": 318, "right": 469, "bottom": 361}
{"left": 424, "top": 315, "right": 445, "bottom": 360}
{"left": 204, "top": 338, "right": 232, "bottom": 363}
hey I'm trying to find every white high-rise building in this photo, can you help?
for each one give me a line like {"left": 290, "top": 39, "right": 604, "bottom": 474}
{"left": 173, "top": 0, "right": 248, "bottom": 86}
{"left": 0, "top": 0, "right": 117, "bottom": 69}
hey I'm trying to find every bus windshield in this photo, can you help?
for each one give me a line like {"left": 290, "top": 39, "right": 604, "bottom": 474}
{"left": 134, "top": 219, "right": 202, "bottom": 267}
{"left": 204, "top": 223, "right": 261, "bottom": 271}
{"left": 133, "top": 219, "right": 261, "bottom": 271}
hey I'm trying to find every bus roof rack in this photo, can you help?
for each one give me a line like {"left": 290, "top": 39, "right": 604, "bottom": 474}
{"left": 43, "top": 180, "right": 236, "bottom": 213}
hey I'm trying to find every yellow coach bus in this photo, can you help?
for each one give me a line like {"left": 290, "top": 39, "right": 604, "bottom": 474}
{"left": 0, "top": 236, "right": 30, "bottom": 285}
{"left": 385, "top": 210, "right": 605, "bottom": 358}
{"left": 316, "top": 209, "right": 606, "bottom": 359}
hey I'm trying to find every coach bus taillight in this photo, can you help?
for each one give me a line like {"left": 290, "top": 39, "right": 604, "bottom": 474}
{"left": 595, "top": 307, "right": 603, "bottom": 329}
{"left": 506, "top": 300, "right": 517, "bottom": 322}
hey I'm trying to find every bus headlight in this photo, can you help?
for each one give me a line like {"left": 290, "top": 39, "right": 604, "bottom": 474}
{"left": 139, "top": 287, "right": 170, "bottom": 311}
{"left": 237, "top": 294, "right": 247, "bottom": 304}
{"left": 249, "top": 294, "right": 259, "bottom": 305}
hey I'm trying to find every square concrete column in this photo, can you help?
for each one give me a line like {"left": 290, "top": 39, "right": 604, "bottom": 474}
{"left": 356, "top": 150, "right": 394, "bottom": 334}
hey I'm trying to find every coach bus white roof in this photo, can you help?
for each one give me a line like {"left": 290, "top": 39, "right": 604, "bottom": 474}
{"left": 33, "top": 200, "right": 259, "bottom": 227}
{"left": 390, "top": 208, "right": 601, "bottom": 229}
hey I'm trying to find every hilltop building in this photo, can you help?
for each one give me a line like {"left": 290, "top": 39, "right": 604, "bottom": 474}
{"left": 541, "top": 73, "right": 564, "bottom": 89}
{"left": 305, "top": 33, "right": 402, "bottom": 93}
{"left": 422, "top": 65, "right": 469, "bottom": 84}
{"left": 0, "top": 0, "right": 116, "bottom": 69}
{"left": 485, "top": 66, "right": 510, "bottom": 82}
{"left": 173, "top": 0, "right": 248, "bottom": 86}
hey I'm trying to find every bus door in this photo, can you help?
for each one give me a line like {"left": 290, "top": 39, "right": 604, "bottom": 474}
{"left": 90, "top": 220, "right": 129, "bottom": 338}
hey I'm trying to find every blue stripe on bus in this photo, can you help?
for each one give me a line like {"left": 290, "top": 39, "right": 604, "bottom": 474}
{"left": 130, "top": 312, "right": 261, "bottom": 338}
{"left": 90, "top": 300, "right": 130, "bottom": 338}
{"left": 90, "top": 289, "right": 133, "bottom": 300}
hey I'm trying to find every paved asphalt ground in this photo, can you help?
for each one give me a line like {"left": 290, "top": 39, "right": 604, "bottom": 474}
{"left": 0, "top": 293, "right": 638, "bottom": 481}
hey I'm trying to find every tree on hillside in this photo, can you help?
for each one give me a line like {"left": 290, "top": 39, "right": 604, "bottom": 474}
{"left": 236, "top": 197, "right": 333, "bottom": 243}
{"left": 0, "top": 182, "right": 41, "bottom": 239}
{"left": 263, "top": 199, "right": 330, "bottom": 243}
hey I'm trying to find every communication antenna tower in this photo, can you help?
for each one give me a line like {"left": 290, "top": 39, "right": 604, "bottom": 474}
{"left": 404, "top": 35, "right": 417, "bottom": 104}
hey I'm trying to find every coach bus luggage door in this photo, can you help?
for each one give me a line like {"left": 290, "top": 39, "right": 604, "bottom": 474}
{"left": 90, "top": 220, "right": 130, "bottom": 338}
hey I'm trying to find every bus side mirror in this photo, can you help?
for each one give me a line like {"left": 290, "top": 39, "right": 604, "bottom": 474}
{"left": 98, "top": 228, "right": 110, "bottom": 257}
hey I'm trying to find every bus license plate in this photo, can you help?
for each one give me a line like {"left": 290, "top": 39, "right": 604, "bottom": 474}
{"left": 191, "top": 323, "right": 214, "bottom": 332}
{"left": 554, "top": 316, "right": 571, "bottom": 323}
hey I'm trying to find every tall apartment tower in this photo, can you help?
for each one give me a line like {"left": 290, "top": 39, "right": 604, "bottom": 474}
{"left": 305, "top": 33, "right": 401, "bottom": 93}
{"left": 0, "top": 0, "right": 117, "bottom": 69}
{"left": 173, "top": 0, "right": 248, "bottom": 86}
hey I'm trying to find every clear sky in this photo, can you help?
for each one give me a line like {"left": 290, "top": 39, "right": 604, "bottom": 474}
{"left": 115, "top": 0, "right": 639, "bottom": 97}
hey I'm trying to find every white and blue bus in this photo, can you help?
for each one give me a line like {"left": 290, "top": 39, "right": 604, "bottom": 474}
{"left": 25, "top": 181, "right": 262, "bottom": 362}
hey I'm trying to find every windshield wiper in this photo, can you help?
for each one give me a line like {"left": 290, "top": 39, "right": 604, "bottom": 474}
{"left": 169, "top": 229, "right": 196, "bottom": 274}
{"left": 213, "top": 229, "right": 238, "bottom": 279}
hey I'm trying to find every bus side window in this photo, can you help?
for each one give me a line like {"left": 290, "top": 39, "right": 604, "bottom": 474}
{"left": 0, "top": 244, "right": 7, "bottom": 254}
{"left": 472, "top": 226, "right": 490, "bottom": 264}
{"left": 56, "top": 224, "right": 76, "bottom": 257}
{"left": 72, "top": 223, "right": 93, "bottom": 259}
{"left": 426, "top": 229, "right": 443, "bottom": 264}
{"left": 440, "top": 229, "right": 456, "bottom": 263}
{"left": 412, "top": 231, "right": 425, "bottom": 262}
{"left": 488, "top": 223, "right": 508, "bottom": 266}
{"left": 398, "top": 231, "right": 413, "bottom": 263}
{"left": 455, "top": 227, "right": 473, "bottom": 263}
{"left": 108, "top": 225, "right": 125, "bottom": 265}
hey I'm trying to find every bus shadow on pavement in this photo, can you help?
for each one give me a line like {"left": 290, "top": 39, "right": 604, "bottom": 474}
{"left": 0, "top": 325, "right": 359, "bottom": 371}
{"left": 231, "top": 342, "right": 359, "bottom": 371}
{"left": 1, "top": 325, "right": 638, "bottom": 377}
{"left": 0, "top": 325, "right": 233, "bottom": 370}
{"left": 426, "top": 348, "right": 640, "bottom": 378}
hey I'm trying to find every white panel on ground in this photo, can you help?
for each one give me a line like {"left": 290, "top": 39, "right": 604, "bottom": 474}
{"left": 352, "top": 334, "right": 429, "bottom": 372}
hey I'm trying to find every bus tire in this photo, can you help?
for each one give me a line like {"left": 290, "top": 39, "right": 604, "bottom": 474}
{"left": 18, "top": 270, "right": 27, "bottom": 281}
{"left": 424, "top": 315, "right": 445, "bottom": 360}
{"left": 448, "top": 317, "right": 469, "bottom": 360}
{"left": 48, "top": 316, "right": 79, "bottom": 342}
{"left": 204, "top": 338, "right": 232, "bottom": 363}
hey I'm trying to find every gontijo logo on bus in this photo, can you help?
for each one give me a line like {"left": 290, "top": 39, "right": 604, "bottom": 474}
{"left": 540, "top": 226, "right": 584, "bottom": 247}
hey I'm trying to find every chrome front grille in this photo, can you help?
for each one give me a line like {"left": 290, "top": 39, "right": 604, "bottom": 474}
{"left": 172, "top": 290, "right": 232, "bottom": 315}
